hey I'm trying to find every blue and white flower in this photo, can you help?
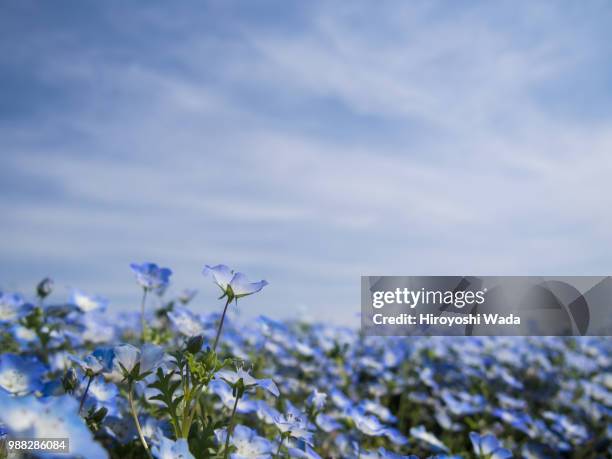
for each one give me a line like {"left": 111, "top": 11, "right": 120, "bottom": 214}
{"left": 0, "top": 392, "right": 108, "bottom": 458}
{"left": 215, "top": 425, "right": 274, "bottom": 459}
{"left": 203, "top": 264, "right": 268, "bottom": 300}
{"left": 130, "top": 262, "right": 173, "bottom": 291}
{"left": 469, "top": 432, "right": 513, "bottom": 459}
{"left": 0, "top": 354, "right": 46, "bottom": 395}
{"left": 70, "top": 290, "right": 108, "bottom": 313}
{"left": 215, "top": 367, "right": 279, "bottom": 397}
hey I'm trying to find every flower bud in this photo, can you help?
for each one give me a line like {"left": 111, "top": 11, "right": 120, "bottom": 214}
{"left": 36, "top": 277, "right": 54, "bottom": 299}
{"left": 62, "top": 368, "right": 78, "bottom": 394}
{"left": 186, "top": 335, "right": 204, "bottom": 353}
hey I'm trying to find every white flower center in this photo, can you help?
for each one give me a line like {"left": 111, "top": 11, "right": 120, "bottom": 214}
{"left": 0, "top": 369, "right": 29, "bottom": 393}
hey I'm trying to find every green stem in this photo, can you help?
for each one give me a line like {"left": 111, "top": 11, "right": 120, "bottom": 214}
{"left": 79, "top": 375, "right": 94, "bottom": 413}
{"left": 275, "top": 436, "right": 284, "bottom": 458}
{"left": 213, "top": 298, "right": 232, "bottom": 352}
{"left": 140, "top": 288, "right": 148, "bottom": 343}
{"left": 128, "top": 382, "right": 153, "bottom": 459}
{"left": 182, "top": 383, "right": 204, "bottom": 438}
{"left": 223, "top": 393, "right": 240, "bottom": 459}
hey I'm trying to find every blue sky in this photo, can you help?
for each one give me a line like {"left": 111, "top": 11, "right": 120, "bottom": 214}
{"left": 2, "top": 1, "right": 612, "bottom": 323}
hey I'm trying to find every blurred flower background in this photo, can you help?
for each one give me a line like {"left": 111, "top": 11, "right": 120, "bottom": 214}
{"left": 2, "top": 1, "right": 612, "bottom": 322}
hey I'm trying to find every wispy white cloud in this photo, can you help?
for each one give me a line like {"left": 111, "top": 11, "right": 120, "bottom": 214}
{"left": 1, "top": 1, "right": 612, "bottom": 322}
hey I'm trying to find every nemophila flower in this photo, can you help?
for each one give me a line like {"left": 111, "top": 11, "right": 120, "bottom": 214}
{"left": 383, "top": 427, "right": 409, "bottom": 446}
{"left": 286, "top": 439, "right": 322, "bottom": 459}
{"left": 215, "top": 425, "right": 274, "bottom": 459}
{"left": 347, "top": 407, "right": 387, "bottom": 436}
{"left": 203, "top": 264, "right": 268, "bottom": 350}
{"left": 329, "top": 388, "right": 352, "bottom": 410}
{"left": 84, "top": 376, "right": 119, "bottom": 413}
{"left": 80, "top": 312, "right": 117, "bottom": 344}
{"left": 543, "top": 411, "right": 590, "bottom": 443}
{"left": 113, "top": 343, "right": 165, "bottom": 379}
{"left": 209, "top": 380, "right": 257, "bottom": 414}
{"left": 255, "top": 399, "right": 282, "bottom": 424}
{"left": 70, "top": 354, "right": 104, "bottom": 376}
{"left": 70, "top": 290, "right": 108, "bottom": 313}
{"left": 374, "top": 448, "right": 418, "bottom": 459}
{"left": 167, "top": 307, "right": 205, "bottom": 337}
{"left": 0, "top": 354, "right": 46, "bottom": 395}
{"left": 441, "top": 389, "right": 483, "bottom": 416}
{"left": 11, "top": 324, "right": 38, "bottom": 346}
{"left": 273, "top": 407, "right": 314, "bottom": 445}
{"left": 70, "top": 347, "right": 115, "bottom": 377}
{"left": 497, "top": 392, "right": 527, "bottom": 410}
{"left": 307, "top": 389, "right": 327, "bottom": 410}
{"left": 315, "top": 413, "right": 341, "bottom": 432}
{"left": 0, "top": 292, "right": 31, "bottom": 323}
{"left": 0, "top": 392, "right": 107, "bottom": 459}
{"left": 152, "top": 435, "right": 194, "bottom": 459}
{"left": 131, "top": 262, "right": 173, "bottom": 291}
{"left": 410, "top": 425, "right": 450, "bottom": 453}
{"left": 215, "top": 368, "right": 280, "bottom": 397}
{"left": 131, "top": 262, "right": 172, "bottom": 343}
{"left": 361, "top": 399, "right": 397, "bottom": 423}
{"left": 177, "top": 289, "right": 198, "bottom": 304}
{"left": 492, "top": 408, "right": 532, "bottom": 435}
{"left": 203, "top": 264, "right": 268, "bottom": 300}
{"left": 469, "top": 432, "right": 513, "bottom": 459}
{"left": 434, "top": 403, "right": 463, "bottom": 432}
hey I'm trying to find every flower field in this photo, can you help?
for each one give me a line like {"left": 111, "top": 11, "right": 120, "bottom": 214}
{"left": 0, "top": 264, "right": 610, "bottom": 458}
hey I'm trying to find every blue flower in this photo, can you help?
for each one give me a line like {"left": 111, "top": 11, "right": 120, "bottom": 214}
{"left": 152, "top": 435, "right": 194, "bottom": 459}
{"left": 410, "top": 425, "right": 450, "bottom": 453}
{"left": 215, "top": 367, "right": 279, "bottom": 397}
{"left": 177, "top": 289, "right": 198, "bottom": 304}
{"left": 347, "top": 407, "right": 386, "bottom": 436}
{"left": 0, "top": 292, "right": 32, "bottom": 323}
{"left": 130, "top": 262, "right": 173, "bottom": 291}
{"left": 80, "top": 312, "right": 117, "bottom": 344}
{"left": 215, "top": 425, "right": 274, "bottom": 459}
{"left": 307, "top": 389, "right": 327, "bottom": 410}
{"left": 209, "top": 379, "right": 257, "bottom": 414}
{"left": 167, "top": 307, "right": 205, "bottom": 337}
{"left": 273, "top": 405, "right": 314, "bottom": 445}
{"left": 70, "top": 352, "right": 106, "bottom": 376}
{"left": 113, "top": 344, "right": 165, "bottom": 378}
{"left": 469, "top": 432, "right": 513, "bottom": 459}
{"left": 70, "top": 290, "right": 109, "bottom": 313}
{"left": 0, "top": 354, "right": 46, "bottom": 395}
{"left": 203, "top": 264, "right": 268, "bottom": 300}
{"left": 0, "top": 391, "right": 108, "bottom": 458}
{"left": 287, "top": 440, "right": 322, "bottom": 459}
{"left": 377, "top": 447, "right": 418, "bottom": 459}
{"left": 315, "top": 413, "right": 341, "bottom": 432}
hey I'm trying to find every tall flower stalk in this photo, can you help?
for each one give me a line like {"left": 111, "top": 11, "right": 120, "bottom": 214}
{"left": 223, "top": 379, "right": 244, "bottom": 459}
{"left": 139, "top": 288, "right": 148, "bottom": 343}
{"left": 213, "top": 297, "right": 232, "bottom": 352}
{"left": 114, "top": 344, "right": 163, "bottom": 458}
{"left": 128, "top": 380, "right": 152, "bottom": 459}
{"left": 130, "top": 262, "right": 172, "bottom": 343}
